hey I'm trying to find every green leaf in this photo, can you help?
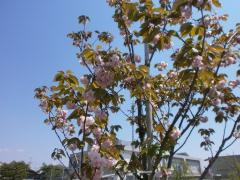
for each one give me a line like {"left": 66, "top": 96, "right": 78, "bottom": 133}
{"left": 68, "top": 109, "right": 81, "bottom": 120}
{"left": 85, "top": 137, "right": 94, "bottom": 145}
{"left": 78, "top": 15, "right": 90, "bottom": 25}
{"left": 82, "top": 48, "right": 95, "bottom": 60}
{"left": 68, "top": 75, "right": 79, "bottom": 86}
{"left": 172, "top": 0, "right": 189, "bottom": 11}
{"left": 212, "top": 0, "right": 221, "bottom": 8}
{"left": 98, "top": 32, "right": 114, "bottom": 43}
{"left": 139, "top": 65, "right": 149, "bottom": 74}
{"left": 68, "top": 137, "right": 84, "bottom": 149}
{"left": 208, "top": 45, "right": 225, "bottom": 54}
{"left": 198, "top": 69, "right": 214, "bottom": 86}
{"left": 236, "top": 70, "right": 240, "bottom": 76}
{"left": 128, "top": 153, "right": 141, "bottom": 171}
{"left": 215, "top": 112, "right": 224, "bottom": 123}
{"left": 54, "top": 71, "right": 64, "bottom": 82}
{"left": 180, "top": 23, "right": 194, "bottom": 37}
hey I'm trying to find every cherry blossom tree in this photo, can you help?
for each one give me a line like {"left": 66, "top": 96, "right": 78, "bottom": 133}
{"left": 35, "top": 0, "right": 240, "bottom": 179}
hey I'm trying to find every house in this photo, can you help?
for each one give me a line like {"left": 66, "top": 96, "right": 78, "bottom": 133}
{"left": 210, "top": 155, "right": 240, "bottom": 179}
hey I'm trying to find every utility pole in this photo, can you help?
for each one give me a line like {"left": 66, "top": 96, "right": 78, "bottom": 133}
{"left": 50, "top": 168, "right": 53, "bottom": 180}
{"left": 144, "top": 44, "right": 153, "bottom": 178}
{"left": 130, "top": 103, "right": 135, "bottom": 152}
{"left": 62, "top": 167, "right": 64, "bottom": 180}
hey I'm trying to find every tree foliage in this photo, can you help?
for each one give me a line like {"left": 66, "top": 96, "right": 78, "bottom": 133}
{"left": 39, "top": 163, "right": 64, "bottom": 179}
{"left": 35, "top": 0, "right": 240, "bottom": 179}
{"left": 0, "top": 161, "right": 29, "bottom": 179}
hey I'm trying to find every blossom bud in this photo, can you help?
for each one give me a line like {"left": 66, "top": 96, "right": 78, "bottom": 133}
{"left": 156, "top": 61, "right": 168, "bottom": 71}
{"left": 212, "top": 98, "right": 221, "bottom": 106}
{"left": 199, "top": 116, "right": 208, "bottom": 123}
{"left": 134, "top": 55, "right": 141, "bottom": 63}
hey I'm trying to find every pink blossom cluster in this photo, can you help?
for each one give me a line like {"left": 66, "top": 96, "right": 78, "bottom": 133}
{"left": 124, "top": 76, "right": 135, "bottom": 84}
{"left": 97, "top": 54, "right": 120, "bottom": 68}
{"left": 109, "top": 54, "right": 120, "bottom": 66}
{"left": 126, "top": 54, "right": 141, "bottom": 63}
{"left": 95, "top": 109, "right": 107, "bottom": 120}
{"left": 222, "top": 55, "right": 237, "bottom": 67}
{"left": 208, "top": 84, "right": 225, "bottom": 106}
{"left": 122, "top": 15, "right": 132, "bottom": 26}
{"left": 102, "top": 139, "right": 113, "bottom": 149}
{"left": 39, "top": 98, "right": 48, "bottom": 113}
{"left": 134, "top": 55, "right": 141, "bottom": 63}
{"left": 92, "top": 127, "right": 102, "bottom": 139}
{"left": 95, "top": 66, "right": 114, "bottom": 88}
{"left": 201, "top": 14, "right": 228, "bottom": 27}
{"left": 106, "top": 0, "right": 116, "bottom": 6}
{"left": 180, "top": 5, "right": 192, "bottom": 20}
{"left": 120, "top": 29, "right": 126, "bottom": 36}
{"left": 202, "top": 16, "right": 212, "bottom": 27}
{"left": 143, "top": 83, "right": 151, "bottom": 90}
{"left": 88, "top": 151, "right": 116, "bottom": 169}
{"left": 96, "top": 55, "right": 103, "bottom": 65}
{"left": 170, "top": 128, "right": 181, "bottom": 140}
{"left": 87, "top": 145, "right": 117, "bottom": 179}
{"left": 156, "top": 61, "right": 168, "bottom": 71}
{"left": 155, "top": 169, "right": 172, "bottom": 179}
{"left": 167, "top": 71, "right": 177, "bottom": 79}
{"left": 82, "top": 89, "right": 95, "bottom": 103}
{"left": 80, "top": 76, "right": 89, "bottom": 86}
{"left": 192, "top": 55, "right": 204, "bottom": 69}
{"left": 81, "top": 54, "right": 119, "bottom": 89}
{"left": 66, "top": 101, "right": 76, "bottom": 109}
{"left": 196, "top": 0, "right": 204, "bottom": 7}
{"left": 217, "top": 80, "right": 226, "bottom": 89}
{"left": 77, "top": 116, "right": 95, "bottom": 133}
{"left": 54, "top": 108, "right": 68, "bottom": 128}
{"left": 212, "top": 98, "right": 222, "bottom": 106}
{"left": 229, "top": 80, "right": 240, "bottom": 88}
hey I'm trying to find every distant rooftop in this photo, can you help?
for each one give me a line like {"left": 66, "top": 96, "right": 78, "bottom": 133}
{"left": 176, "top": 152, "right": 189, "bottom": 156}
{"left": 211, "top": 155, "right": 240, "bottom": 178}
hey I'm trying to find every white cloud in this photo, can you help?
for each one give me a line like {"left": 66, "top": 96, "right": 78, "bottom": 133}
{"left": 0, "top": 148, "right": 10, "bottom": 152}
{"left": 16, "top": 149, "right": 25, "bottom": 153}
{"left": 0, "top": 148, "right": 25, "bottom": 153}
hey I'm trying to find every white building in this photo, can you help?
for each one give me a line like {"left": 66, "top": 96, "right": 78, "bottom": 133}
{"left": 69, "top": 140, "right": 202, "bottom": 179}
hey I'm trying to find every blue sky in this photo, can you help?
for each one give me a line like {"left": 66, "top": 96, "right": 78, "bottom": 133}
{"left": 0, "top": 0, "right": 240, "bottom": 170}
